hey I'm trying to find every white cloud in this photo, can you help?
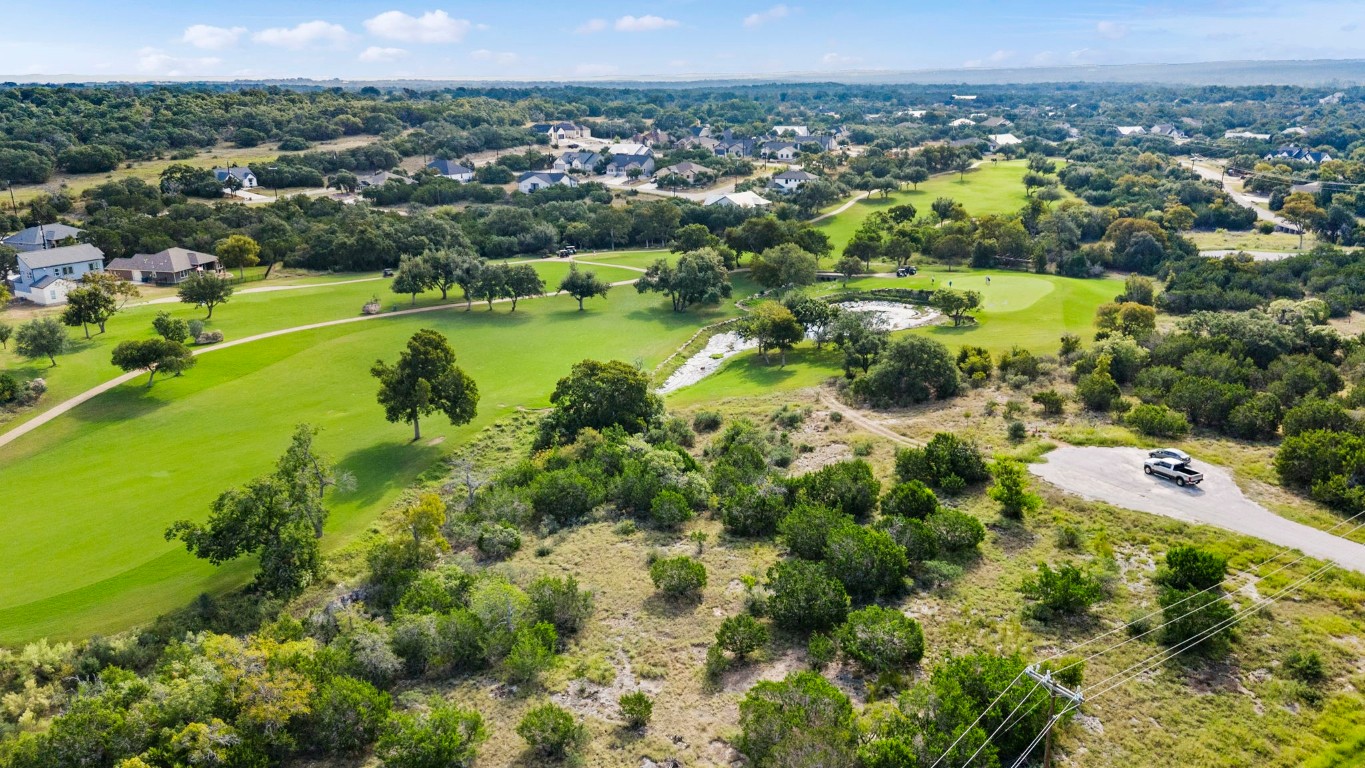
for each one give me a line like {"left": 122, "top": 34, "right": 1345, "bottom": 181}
{"left": 575, "top": 18, "right": 608, "bottom": 34}
{"left": 1096, "top": 20, "right": 1130, "bottom": 40}
{"left": 614, "top": 15, "right": 679, "bottom": 32}
{"left": 254, "top": 20, "right": 352, "bottom": 49}
{"left": 364, "top": 10, "right": 471, "bottom": 43}
{"left": 820, "top": 52, "right": 860, "bottom": 66}
{"left": 743, "top": 4, "right": 790, "bottom": 28}
{"left": 964, "top": 49, "right": 1014, "bottom": 67}
{"left": 181, "top": 24, "right": 246, "bottom": 51}
{"left": 359, "top": 46, "right": 408, "bottom": 62}
{"left": 574, "top": 63, "right": 619, "bottom": 77}
{"left": 470, "top": 49, "right": 519, "bottom": 65}
{"left": 135, "top": 47, "right": 222, "bottom": 76}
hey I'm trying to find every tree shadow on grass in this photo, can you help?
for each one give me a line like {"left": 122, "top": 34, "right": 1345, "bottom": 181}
{"left": 642, "top": 592, "right": 703, "bottom": 618}
{"left": 333, "top": 439, "right": 444, "bottom": 510}
{"left": 988, "top": 517, "right": 1038, "bottom": 555}
{"left": 65, "top": 380, "right": 175, "bottom": 425}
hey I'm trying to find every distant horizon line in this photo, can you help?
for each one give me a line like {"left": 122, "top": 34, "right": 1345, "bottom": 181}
{"left": 5, "top": 57, "right": 1365, "bottom": 87}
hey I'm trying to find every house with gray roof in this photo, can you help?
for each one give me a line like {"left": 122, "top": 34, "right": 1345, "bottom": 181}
{"left": 517, "top": 171, "right": 579, "bottom": 194}
{"left": 106, "top": 247, "right": 221, "bottom": 285}
{"left": 759, "top": 141, "right": 799, "bottom": 161}
{"left": 2, "top": 223, "right": 85, "bottom": 253}
{"left": 655, "top": 162, "right": 712, "bottom": 185}
{"left": 552, "top": 151, "right": 603, "bottom": 173}
{"left": 769, "top": 169, "right": 818, "bottom": 193}
{"left": 357, "top": 170, "right": 414, "bottom": 187}
{"left": 532, "top": 122, "right": 591, "bottom": 141}
{"left": 604, "top": 144, "right": 655, "bottom": 177}
{"left": 427, "top": 159, "right": 474, "bottom": 182}
{"left": 10, "top": 243, "right": 105, "bottom": 306}
{"left": 213, "top": 166, "right": 257, "bottom": 189}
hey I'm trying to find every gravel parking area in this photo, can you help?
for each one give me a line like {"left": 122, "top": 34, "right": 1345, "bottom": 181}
{"left": 1030, "top": 446, "right": 1365, "bottom": 574}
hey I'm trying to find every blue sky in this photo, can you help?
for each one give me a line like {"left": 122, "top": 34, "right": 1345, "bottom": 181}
{"left": 6, "top": 1, "right": 1365, "bottom": 80}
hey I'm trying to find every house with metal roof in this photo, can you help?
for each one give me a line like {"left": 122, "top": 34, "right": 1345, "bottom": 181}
{"left": 213, "top": 166, "right": 258, "bottom": 189}
{"left": 2, "top": 223, "right": 85, "bottom": 253}
{"left": 517, "top": 171, "right": 579, "bottom": 193}
{"left": 427, "top": 159, "right": 474, "bottom": 182}
{"left": 10, "top": 243, "right": 105, "bottom": 305}
{"left": 106, "top": 247, "right": 221, "bottom": 285}
{"left": 769, "top": 169, "right": 818, "bottom": 193}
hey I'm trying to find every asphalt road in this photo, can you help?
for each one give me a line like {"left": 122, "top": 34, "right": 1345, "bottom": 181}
{"left": 1030, "top": 447, "right": 1365, "bottom": 575}
{"left": 1183, "top": 160, "right": 1290, "bottom": 228}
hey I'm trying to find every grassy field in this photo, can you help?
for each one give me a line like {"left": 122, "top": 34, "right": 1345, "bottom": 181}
{"left": 0, "top": 260, "right": 644, "bottom": 432}
{"left": 0, "top": 276, "right": 752, "bottom": 643}
{"left": 6, "top": 136, "right": 379, "bottom": 205}
{"left": 1188, "top": 229, "right": 1314, "bottom": 253}
{"left": 670, "top": 267, "right": 1122, "bottom": 406}
{"left": 574, "top": 249, "right": 684, "bottom": 270}
{"left": 815, "top": 160, "right": 1043, "bottom": 250}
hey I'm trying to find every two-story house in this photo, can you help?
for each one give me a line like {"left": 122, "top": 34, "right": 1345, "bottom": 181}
{"left": 10, "top": 243, "right": 105, "bottom": 305}
{"left": 213, "top": 166, "right": 258, "bottom": 189}
{"left": 2, "top": 223, "right": 85, "bottom": 253}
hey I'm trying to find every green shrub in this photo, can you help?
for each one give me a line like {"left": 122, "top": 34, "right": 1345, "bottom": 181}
{"left": 957, "top": 345, "right": 993, "bottom": 379}
{"left": 378, "top": 700, "right": 487, "bottom": 768}
{"left": 998, "top": 346, "right": 1042, "bottom": 380}
{"left": 894, "top": 433, "right": 989, "bottom": 488}
{"left": 824, "top": 522, "right": 909, "bottom": 600}
{"left": 530, "top": 468, "right": 604, "bottom": 528}
{"left": 618, "top": 691, "right": 654, "bottom": 728}
{"left": 1076, "top": 354, "right": 1122, "bottom": 411}
{"left": 649, "top": 489, "right": 693, "bottom": 530}
{"left": 502, "top": 623, "right": 557, "bottom": 686}
{"left": 875, "top": 515, "right": 940, "bottom": 561}
{"left": 517, "top": 703, "right": 587, "bottom": 759}
{"left": 789, "top": 459, "right": 881, "bottom": 520}
{"left": 766, "top": 560, "right": 850, "bottom": 632}
{"left": 1032, "top": 389, "right": 1065, "bottom": 415}
{"left": 649, "top": 556, "right": 707, "bottom": 598}
{"left": 1020, "top": 563, "right": 1105, "bottom": 620}
{"left": 1125, "top": 403, "right": 1190, "bottom": 438}
{"left": 1054, "top": 524, "right": 1085, "bottom": 550}
{"left": 778, "top": 502, "right": 849, "bottom": 560}
{"left": 693, "top": 410, "right": 724, "bottom": 432}
{"left": 987, "top": 459, "right": 1041, "bottom": 521}
{"left": 1155, "top": 545, "right": 1227, "bottom": 591}
{"left": 716, "top": 614, "right": 769, "bottom": 659}
{"left": 476, "top": 522, "right": 522, "bottom": 560}
{"left": 309, "top": 676, "right": 392, "bottom": 754}
{"left": 0, "top": 372, "right": 21, "bottom": 404}
{"left": 836, "top": 605, "right": 925, "bottom": 672}
{"left": 1284, "top": 649, "right": 1327, "bottom": 684}
{"left": 879, "top": 480, "right": 938, "bottom": 520}
{"left": 1007, "top": 420, "right": 1027, "bottom": 441}
{"left": 721, "top": 482, "right": 787, "bottom": 537}
{"left": 737, "top": 672, "right": 856, "bottom": 765}
{"left": 926, "top": 509, "right": 985, "bottom": 552}
{"left": 1159, "top": 587, "right": 1236, "bottom": 656}
{"left": 528, "top": 575, "right": 594, "bottom": 637}
{"left": 807, "top": 633, "right": 837, "bottom": 669}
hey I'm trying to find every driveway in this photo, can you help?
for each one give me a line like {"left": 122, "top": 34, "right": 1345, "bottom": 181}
{"left": 1030, "top": 447, "right": 1365, "bottom": 574}
{"left": 1184, "top": 160, "right": 1289, "bottom": 228}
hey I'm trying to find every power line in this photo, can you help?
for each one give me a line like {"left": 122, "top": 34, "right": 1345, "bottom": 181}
{"left": 957, "top": 679, "right": 1042, "bottom": 768}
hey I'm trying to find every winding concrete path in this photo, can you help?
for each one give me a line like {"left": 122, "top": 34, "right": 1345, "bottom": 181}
{"left": 1031, "top": 446, "right": 1365, "bottom": 574}
{"left": 0, "top": 258, "right": 646, "bottom": 451}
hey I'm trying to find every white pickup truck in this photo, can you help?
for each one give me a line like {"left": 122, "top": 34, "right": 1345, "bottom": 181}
{"left": 1143, "top": 457, "right": 1204, "bottom": 487}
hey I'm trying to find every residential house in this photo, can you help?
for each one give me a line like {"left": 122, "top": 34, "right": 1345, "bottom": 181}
{"left": 772, "top": 125, "right": 810, "bottom": 137}
{"left": 1282, "top": 127, "right": 1310, "bottom": 136}
{"left": 630, "top": 129, "right": 671, "bottom": 148}
{"left": 895, "top": 109, "right": 928, "bottom": 119}
{"left": 655, "top": 162, "right": 711, "bottom": 184}
{"left": 357, "top": 170, "right": 414, "bottom": 187}
{"left": 106, "top": 247, "right": 221, "bottom": 285}
{"left": 988, "top": 133, "right": 1023, "bottom": 149}
{"left": 769, "top": 169, "right": 818, "bottom": 193}
{"left": 605, "top": 143, "right": 655, "bottom": 177}
{"left": 9, "top": 243, "right": 104, "bottom": 306}
{"left": 676, "top": 135, "right": 720, "bottom": 152}
{"left": 952, "top": 94, "right": 978, "bottom": 101}
{"left": 1224, "top": 130, "right": 1271, "bottom": 140}
{"left": 804, "top": 135, "right": 839, "bottom": 152}
{"left": 213, "top": 166, "right": 257, "bottom": 189}
{"left": 759, "top": 141, "right": 799, "bottom": 161}
{"left": 703, "top": 191, "right": 771, "bottom": 208}
{"left": 714, "top": 138, "right": 755, "bottom": 157}
{"left": 517, "top": 171, "right": 579, "bottom": 193}
{"left": 981, "top": 116, "right": 1012, "bottom": 129}
{"left": 949, "top": 118, "right": 976, "bottom": 127}
{"left": 1115, "top": 126, "right": 1146, "bottom": 136}
{"left": 427, "top": 159, "right": 474, "bottom": 182}
{"left": 1150, "top": 124, "right": 1186, "bottom": 139}
{"left": 1265, "top": 146, "right": 1332, "bottom": 164}
{"left": 552, "top": 151, "right": 603, "bottom": 173}
{"left": 2, "top": 223, "right": 84, "bottom": 253}
{"left": 531, "top": 122, "right": 591, "bottom": 141}
{"left": 1320, "top": 92, "right": 1345, "bottom": 105}
{"left": 1291, "top": 182, "right": 1323, "bottom": 195}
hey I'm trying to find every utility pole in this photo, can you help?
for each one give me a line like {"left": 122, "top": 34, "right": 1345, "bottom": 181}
{"left": 1024, "top": 665, "right": 1084, "bottom": 768}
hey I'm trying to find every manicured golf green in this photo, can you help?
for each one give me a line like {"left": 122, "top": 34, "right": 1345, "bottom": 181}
{"left": 0, "top": 263, "right": 641, "bottom": 432}
{"left": 0, "top": 280, "right": 749, "bottom": 643}
{"left": 669, "top": 268, "right": 1122, "bottom": 406}
{"left": 573, "top": 249, "right": 681, "bottom": 270}
{"left": 815, "top": 160, "right": 1056, "bottom": 250}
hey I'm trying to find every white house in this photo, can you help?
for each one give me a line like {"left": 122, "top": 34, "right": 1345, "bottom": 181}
{"left": 2, "top": 223, "right": 84, "bottom": 253}
{"left": 1225, "top": 130, "right": 1271, "bottom": 140}
{"left": 427, "top": 159, "right": 474, "bottom": 182}
{"left": 517, "top": 171, "right": 579, "bottom": 193}
{"left": 949, "top": 118, "right": 976, "bottom": 127}
{"left": 1115, "top": 126, "right": 1146, "bottom": 137}
{"left": 759, "top": 141, "right": 799, "bottom": 161}
{"left": 989, "top": 133, "right": 1023, "bottom": 147}
{"left": 605, "top": 143, "right": 655, "bottom": 177}
{"left": 772, "top": 125, "right": 810, "bottom": 137}
{"left": 213, "top": 166, "right": 257, "bottom": 189}
{"left": 703, "top": 191, "right": 771, "bottom": 208}
{"left": 1282, "top": 127, "right": 1310, "bottom": 136}
{"left": 769, "top": 169, "right": 818, "bottom": 192}
{"left": 532, "top": 122, "right": 591, "bottom": 141}
{"left": 10, "top": 243, "right": 105, "bottom": 306}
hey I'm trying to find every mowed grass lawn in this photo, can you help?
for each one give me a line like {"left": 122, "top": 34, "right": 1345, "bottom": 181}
{"left": 0, "top": 260, "right": 644, "bottom": 432}
{"left": 668, "top": 267, "right": 1122, "bottom": 405}
{"left": 0, "top": 277, "right": 749, "bottom": 643}
{"left": 816, "top": 160, "right": 1053, "bottom": 251}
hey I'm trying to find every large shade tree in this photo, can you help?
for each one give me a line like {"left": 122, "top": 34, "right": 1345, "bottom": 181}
{"left": 371, "top": 329, "right": 479, "bottom": 441}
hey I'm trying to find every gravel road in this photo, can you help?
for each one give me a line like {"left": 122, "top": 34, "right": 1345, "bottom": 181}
{"left": 1030, "top": 446, "right": 1365, "bottom": 574}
